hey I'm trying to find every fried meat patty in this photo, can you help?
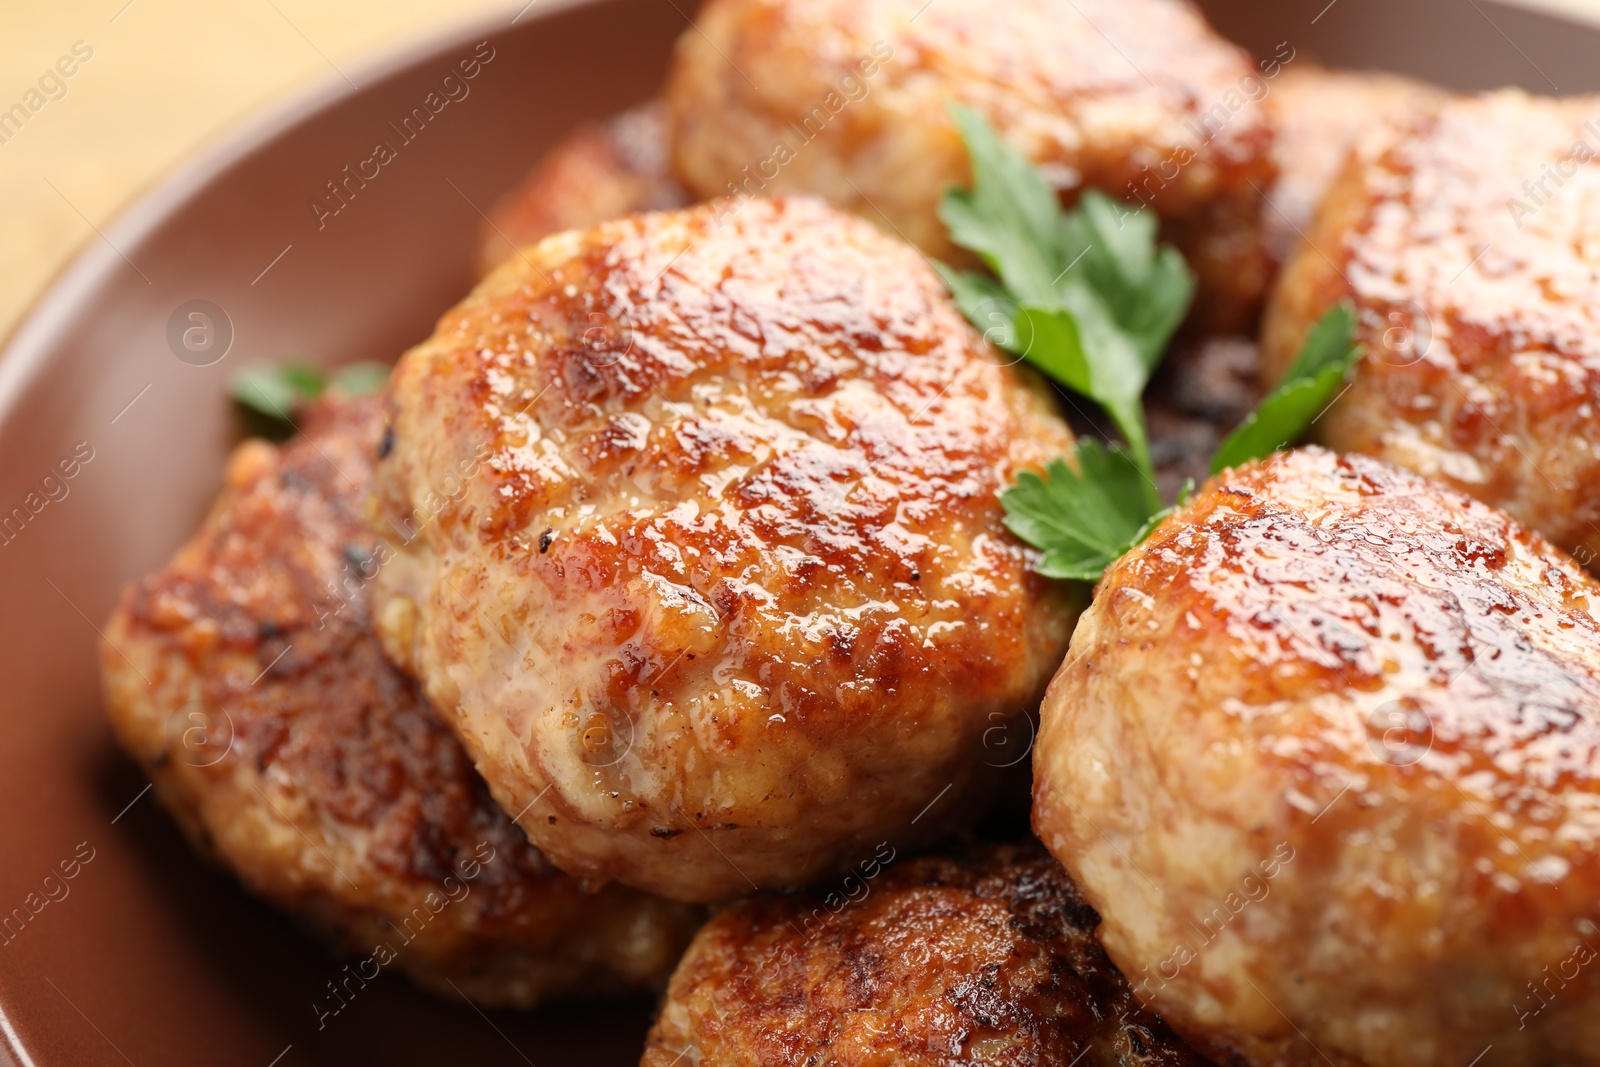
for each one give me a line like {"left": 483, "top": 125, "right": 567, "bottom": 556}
{"left": 101, "top": 393, "right": 703, "bottom": 1006}
{"left": 642, "top": 843, "right": 1213, "bottom": 1067}
{"left": 1260, "top": 65, "right": 1442, "bottom": 262}
{"left": 475, "top": 95, "right": 1256, "bottom": 505}
{"left": 1034, "top": 447, "right": 1600, "bottom": 1067}
{"left": 370, "top": 196, "right": 1080, "bottom": 903}
{"left": 665, "top": 0, "right": 1278, "bottom": 331}
{"left": 1262, "top": 89, "right": 1600, "bottom": 569}
{"left": 478, "top": 101, "right": 689, "bottom": 277}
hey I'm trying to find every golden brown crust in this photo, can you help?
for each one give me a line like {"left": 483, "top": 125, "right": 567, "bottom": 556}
{"left": 1034, "top": 446, "right": 1600, "bottom": 1067}
{"left": 478, "top": 101, "right": 689, "bottom": 277}
{"left": 100, "top": 394, "right": 703, "bottom": 1007}
{"left": 372, "top": 195, "right": 1080, "bottom": 902}
{"left": 642, "top": 843, "right": 1214, "bottom": 1067}
{"left": 1261, "top": 65, "right": 1443, "bottom": 263}
{"left": 665, "top": 0, "right": 1278, "bottom": 332}
{"left": 1261, "top": 89, "right": 1600, "bottom": 569}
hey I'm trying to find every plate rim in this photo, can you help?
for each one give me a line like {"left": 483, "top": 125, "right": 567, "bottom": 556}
{"left": 0, "top": 0, "right": 601, "bottom": 431}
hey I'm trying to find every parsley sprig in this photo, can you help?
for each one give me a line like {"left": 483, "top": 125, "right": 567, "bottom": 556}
{"left": 231, "top": 360, "right": 389, "bottom": 420}
{"left": 938, "top": 106, "right": 1194, "bottom": 508}
{"left": 230, "top": 360, "right": 390, "bottom": 439}
{"left": 938, "top": 109, "right": 1360, "bottom": 581}
{"left": 999, "top": 442, "right": 1180, "bottom": 581}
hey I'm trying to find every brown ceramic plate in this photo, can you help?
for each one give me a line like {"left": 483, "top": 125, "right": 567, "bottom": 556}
{"left": 1, "top": 0, "right": 1597, "bottom": 1063}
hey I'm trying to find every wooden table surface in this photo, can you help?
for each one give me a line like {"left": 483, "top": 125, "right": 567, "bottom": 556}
{"left": 0, "top": 0, "right": 1591, "bottom": 344}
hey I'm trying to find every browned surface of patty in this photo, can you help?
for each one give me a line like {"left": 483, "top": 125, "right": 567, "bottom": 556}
{"left": 1261, "top": 65, "right": 1443, "bottom": 262}
{"left": 1035, "top": 446, "right": 1600, "bottom": 1067}
{"left": 370, "top": 195, "right": 1080, "bottom": 902}
{"left": 478, "top": 101, "right": 689, "bottom": 277}
{"left": 1262, "top": 89, "right": 1600, "bottom": 570}
{"left": 665, "top": 0, "right": 1278, "bottom": 332}
{"left": 100, "top": 393, "right": 703, "bottom": 1007}
{"left": 642, "top": 843, "right": 1214, "bottom": 1067}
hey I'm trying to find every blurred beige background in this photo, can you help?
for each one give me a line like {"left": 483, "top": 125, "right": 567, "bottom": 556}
{"left": 0, "top": 0, "right": 509, "bottom": 343}
{"left": 0, "top": 0, "right": 1594, "bottom": 344}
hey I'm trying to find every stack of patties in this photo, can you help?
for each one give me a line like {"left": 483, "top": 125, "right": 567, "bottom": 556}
{"left": 100, "top": 0, "right": 1300, "bottom": 1051}
{"left": 105, "top": 2, "right": 1600, "bottom": 1064}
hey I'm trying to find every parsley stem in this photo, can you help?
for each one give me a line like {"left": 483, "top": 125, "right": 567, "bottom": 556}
{"left": 1103, "top": 400, "right": 1160, "bottom": 512}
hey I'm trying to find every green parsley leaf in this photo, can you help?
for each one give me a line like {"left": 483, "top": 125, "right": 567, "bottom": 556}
{"left": 1056, "top": 187, "right": 1193, "bottom": 374}
{"left": 934, "top": 264, "right": 1019, "bottom": 350}
{"left": 938, "top": 107, "right": 1194, "bottom": 492}
{"left": 1209, "top": 301, "right": 1360, "bottom": 474}
{"left": 1012, "top": 304, "right": 1151, "bottom": 502}
{"left": 231, "top": 362, "right": 326, "bottom": 420}
{"left": 997, "top": 300, "right": 1358, "bottom": 583}
{"left": 1000, "top": 440, "right": 1162, "bottom": 581}
{"left": 941, "top": 109, "right": 1361, "bottom": 586}
{"left": 939, "top": 107, "right": 1064, "bottom": 305}
{"left": 230, "top": 360, "right": 390, "bottom": 425}
{"left": 328, "top": 361, "right": 392, "bottom": 397}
